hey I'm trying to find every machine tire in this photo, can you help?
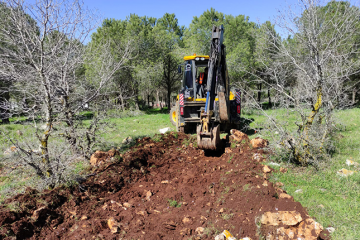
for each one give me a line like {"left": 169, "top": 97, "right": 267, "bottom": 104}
{"left": 169, "top": 105, "right": 178, "bottom": 126}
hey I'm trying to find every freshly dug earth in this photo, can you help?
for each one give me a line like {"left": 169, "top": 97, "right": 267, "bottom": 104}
{"left": 0, "top": 133, "right": 328, "bottom": 240}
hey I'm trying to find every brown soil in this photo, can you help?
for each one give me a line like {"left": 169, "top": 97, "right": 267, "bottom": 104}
{"left": 0, "top": 133, "right": 327, "bottom": 240}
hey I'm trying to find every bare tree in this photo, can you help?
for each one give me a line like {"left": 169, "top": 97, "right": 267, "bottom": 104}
{"left": 0, "top": 0, "right": 133, "bottom": 188}
{"left": 252, "top": 0, "right": 360, "bottom": 165}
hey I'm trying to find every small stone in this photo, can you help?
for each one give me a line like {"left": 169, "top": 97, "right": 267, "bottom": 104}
{"left": 161, "top": 180, "right": 169, "bottom": 184}
{"left": 111, "top": 226, "right": 119, "bottom": 234}
{"left": 252, "top": 153, "right": 262, "bottom": 161}
{"left": 337, "top": 168, "right": 356, "bottom": 177}
{"left": 215, "top": 233, "right": 226, "bottom": 240}
{"left": 225, "top": 147, "right": 232, "bottom": 153}
{"left": 219, "top": 208, "right": 224, "bottom": 213}
{"left": 263, "top": 165, "right": 271, "bottom": 173}
{"left": 275, "top": 182, "right": 284, "bottom": 187}
{"left": 80, "top": 215, "right": 88, "bottom": 220}
{"left": 345, "top": 159, "right": 359, "bottom": 167}
{"left": 68, "top": 210, "right": 77, "bottom": 216}
{"left": 206, "top": 202, "right": 211, "bottom": 207}
{"left": 136, "top": 219, "right": 144, "bottom": 226}
{"left": 262, "top": 181, "right": 268, "bottom": 187}
{"left": 195, "top": 227, "right": 204, "bottom": 235}
{"left": 146, "top": 191, "right": 152, "bottom": 201}
{"left": 182, "top": 217, "right": 192, "bottom": 224}
{"left": 107, "top": 217, "right": 119, "bottom": 233}
{"left": 295, "top": 189, "right": 303, "bottom": 194}
{"left": 70, "top": 224, "right": 78, "bottom": 232}
{"left": 250, "top": 137, "right": 269, "bottom": 148}
{"left": 279, "top": 193, "right": 292, "bottom": 199}
{"left": 122, "top": 136, "right": 132, "bottom": 144}
{"left": 230, "top": 129, "right": 249, "bottom": 142}
{"left": 136, "top": 210, "right": 147, "bottom": 216}
{"left": 123, "top": 202, "right": 132, "bottom": 208}
{"left": 144, "top": 143, "right": 155, "bottom": 148}
{"left": 159, "top": 127, "right": 171, "bottom": 134}
{"left": 90, "top": 150, "right": 108, "bottom": 166}
{"left": 180, "top": 228, "right": 191, "bottom": 235}
{"left": 260, "top": 211, "right": 302, "bottom": 226}
{"left": 102, "top": 204, "right": 108, "bottom": 210}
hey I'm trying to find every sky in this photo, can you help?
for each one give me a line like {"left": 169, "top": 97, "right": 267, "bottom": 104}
{"left": 85, "top": 0, "right": 295, "bottom": 27}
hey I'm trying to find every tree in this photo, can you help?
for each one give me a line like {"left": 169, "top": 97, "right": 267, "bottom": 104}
{"left": 224, "top": 14, "right": 260, "bottom": 104}
{"left": 0, "top": 0, "right": 132, "bottom": 188}
{"left": 184, "top": 8, "right": 225, "bottom": 55}
{"left": 255, "top": 0, "right": 360, "bottom": 165}
{"left": 154, "top": 13, "right": 183, "bottom": 110}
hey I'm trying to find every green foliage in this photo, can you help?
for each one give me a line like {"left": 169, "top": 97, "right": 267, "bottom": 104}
{"left": 167, "top": 198, "right": 182, "bottom": 208}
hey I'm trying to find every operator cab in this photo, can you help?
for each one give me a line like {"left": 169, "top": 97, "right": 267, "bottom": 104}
{"left": 181, "top": 54, "right": 210, "bottom": 100}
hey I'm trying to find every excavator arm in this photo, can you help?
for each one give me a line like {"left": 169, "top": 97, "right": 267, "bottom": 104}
{"left": 197, "top": 25, "right": 230, "bottom": 150}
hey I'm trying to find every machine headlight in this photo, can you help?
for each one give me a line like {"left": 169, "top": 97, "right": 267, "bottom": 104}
{"left": 201, "top": 57, "right": 205, "bottom": 60}
{"left": 195, "top": 57, "right": 199, "bottom": 60}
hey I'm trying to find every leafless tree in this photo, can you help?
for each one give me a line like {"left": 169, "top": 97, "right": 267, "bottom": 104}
{"left": 250, "top": 0, "right": 360, "bottom": 165}
{"left": 0, "top": 0, "right": 133, "bottom": 188}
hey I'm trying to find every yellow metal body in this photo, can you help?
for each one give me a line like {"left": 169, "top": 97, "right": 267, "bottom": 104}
{"left": 176, "top": 91, "right": 235, "bottom": 102}
{"left": 183, "top": 54, "right": 209, "bottom": 61}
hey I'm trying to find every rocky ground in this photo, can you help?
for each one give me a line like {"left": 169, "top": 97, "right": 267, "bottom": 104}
{"left": 0, "top": 132, "right": 331, "bottom": 240}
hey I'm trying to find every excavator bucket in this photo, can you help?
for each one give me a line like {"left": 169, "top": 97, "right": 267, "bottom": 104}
{"left": 197, "top": 124, "right": 220, "bottom": 150}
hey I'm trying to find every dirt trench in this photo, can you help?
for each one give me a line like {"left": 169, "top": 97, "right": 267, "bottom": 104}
{"left": 0, "top": 133, "right": 328, "bottom": 240}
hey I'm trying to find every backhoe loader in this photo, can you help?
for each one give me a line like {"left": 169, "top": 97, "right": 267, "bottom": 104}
{"left": 170, "top": 25, "right": 242, "bottom": 150}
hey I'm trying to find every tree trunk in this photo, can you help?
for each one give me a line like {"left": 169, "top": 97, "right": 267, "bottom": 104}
{"left": 118, "top": 93, "right": 125, "bottom": 111}
{"left": 268, "top": 88, "right": 272, "bottom": 107}
{"left": 352, "top": 88, "right": 357, "bottom": 104}
{"left": 257, "top": 83, "right": 262, "bottom": 103}
{"left": 39, "top": 73, "right": 54, "bottom": 186}
{"left": 167, "top": 90, "right": 171, "bottom": 112}
{"left": 0, "top": 83, "right": 10, "bottom": 124}
{"left": 156, "top": 90, "right": 160, "bottom": 108}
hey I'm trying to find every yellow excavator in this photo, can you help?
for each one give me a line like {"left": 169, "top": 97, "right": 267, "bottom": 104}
{"left": 170, "top": 25, "right": 242, "bottom": 150}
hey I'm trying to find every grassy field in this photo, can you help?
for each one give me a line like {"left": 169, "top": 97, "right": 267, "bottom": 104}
{"left": 0, "top": 108, "right": 175, "bottom": 202}
{"left": 97, "top": 108, "right": 175, "bottom": 150}
{"left": 243, "top": 108, "right": 360, "bottom": 239}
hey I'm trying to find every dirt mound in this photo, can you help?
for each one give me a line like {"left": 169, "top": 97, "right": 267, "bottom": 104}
{"left": 0, "top": 133, "right": 329, "bottom": 240}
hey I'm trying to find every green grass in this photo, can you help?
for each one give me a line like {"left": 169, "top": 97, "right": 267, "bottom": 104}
{"left": 94, "top": 108, "right": 175, "bottom": 150}
{"left": 0, "top": 108, "right": 175, "bottom": 202}
{"left": 244, "top": 108, "right": 360, "bottom": 239}
{"left": 167, "top": 198, "right": 182, "bottom": 208}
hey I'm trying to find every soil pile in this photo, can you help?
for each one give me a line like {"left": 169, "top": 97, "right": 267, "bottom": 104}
{"left": 0, "top": 133, "right": 329, "bottom": 240}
